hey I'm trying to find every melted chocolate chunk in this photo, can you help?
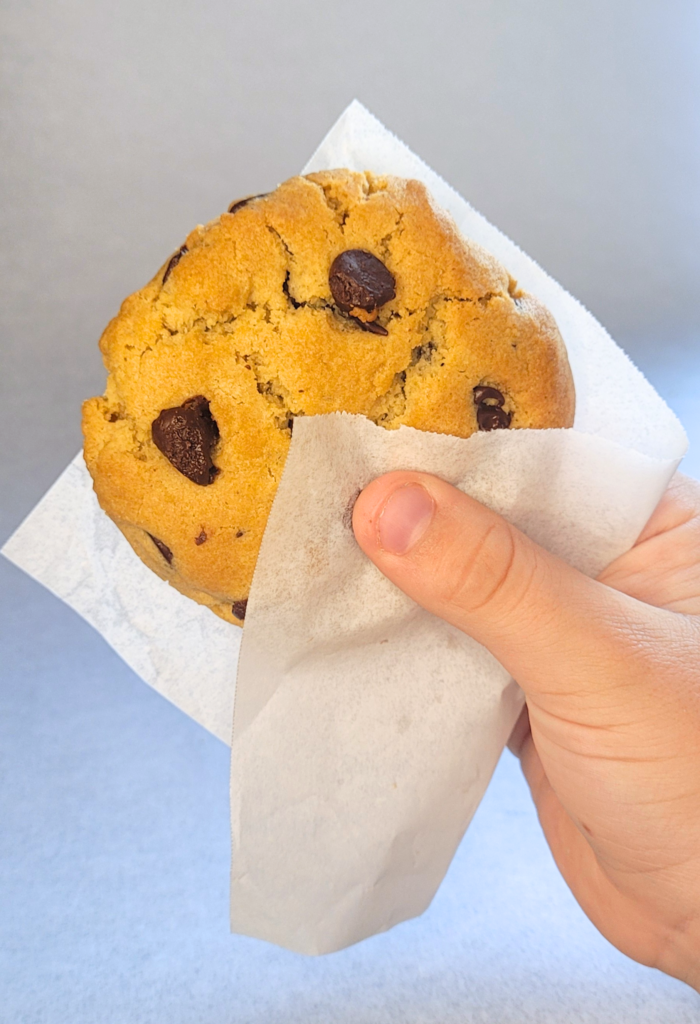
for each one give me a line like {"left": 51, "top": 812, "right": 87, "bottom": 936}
{"left": 351, "top": 316, "right": 389, "bottom": 336}
{"left": 152, "top": 396, "right": 220, "bottom": 485}
{"left": 473, "top": 385, "right": 505, "bottom": 406}
{"left": 231, "top": 599, "right": 248, "bottom": 621}
{"left": 162, "top": 244, "right": 188, "bottom": 285}
{"left": 227, "top": 193, "right": 268, "bottom": 214}
{"left": 473, "top": 384, "right": 511, "bottom": 431}
{"left": 476, "top": 405, "right": 511, "bottom": 431}
{"left": 329, "top": 250, "right": 395, "bottom": 316}
{"left": 195, "top": 529, "right": 207, "bottom": 545}
{"left": 147, "top": 533, "right": 173, "bottom": 564}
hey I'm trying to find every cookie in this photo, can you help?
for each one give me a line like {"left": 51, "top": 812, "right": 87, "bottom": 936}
{"left": 82, "top": 170, "right": 575, "bottom": 625}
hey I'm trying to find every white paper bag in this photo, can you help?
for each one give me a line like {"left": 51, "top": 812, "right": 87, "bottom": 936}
{"left": 1, "top": 101, "right": 687, "bottom": 956}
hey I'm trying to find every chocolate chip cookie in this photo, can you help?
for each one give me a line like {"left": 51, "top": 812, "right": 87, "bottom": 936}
{"left": 82, "top": 170, "right": 575, "bottom": 625}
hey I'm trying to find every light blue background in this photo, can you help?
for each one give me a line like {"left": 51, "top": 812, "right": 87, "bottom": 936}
{"left": 1, "top": 1, "right": 699, "bottom": 1019}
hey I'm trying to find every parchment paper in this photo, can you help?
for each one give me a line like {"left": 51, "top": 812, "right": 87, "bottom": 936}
{"left": 1, "top": 101, "right": 688, "bottom": 955}
{"left": 228, "top": 102, "right": 687, "bottom": 953}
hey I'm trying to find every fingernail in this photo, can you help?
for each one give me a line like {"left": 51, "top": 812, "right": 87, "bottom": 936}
{"left": 378, "top": 484, "right": 435, "bottom": 555}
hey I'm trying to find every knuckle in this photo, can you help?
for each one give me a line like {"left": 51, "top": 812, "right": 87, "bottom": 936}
{"left": 433, "top": 519, "right": 524, "bottom": 617}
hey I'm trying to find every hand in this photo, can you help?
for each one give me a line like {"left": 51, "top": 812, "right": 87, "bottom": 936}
{"left": 352, "top": 470, "right": 700, "bottom": 989}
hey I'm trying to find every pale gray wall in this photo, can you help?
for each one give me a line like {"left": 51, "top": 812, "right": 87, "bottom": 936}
{"left": 2, "top": 0, "right": 699, "bottom": 537}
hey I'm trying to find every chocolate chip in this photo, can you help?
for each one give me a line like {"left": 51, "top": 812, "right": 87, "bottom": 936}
{"left": 231, "top": 599, "right": 248, "bottom": 621}
{"left": 147, "top": 533, "right": 173, "bottom": 564}
{"left": 195, "top": 529, "right": 207, "bottom": 545}
{"left": 329, "top": 250, "right": 395, "bottom": 318}
{"left": 351, "top": 316, "right": 389, "bottom": 336}
{"left": 162, "top": 245, "right": 188, "bottom": 285}
{"left": 476, "top": 405, "right": 511, "bottom": 431}
{"left": 473, "top": 384, "right": 511, "bottom": 430}
{"left": 473, "top": 385, "right": 505, "bottom": 406}
{"left": 152, "top": 396, "right": 220, "bottom": 485}
{"left": 235, "top": 529, "right": 245, "bottom": 538}
{"left": 228, "top": 193, "right": 268, "bottom": 214}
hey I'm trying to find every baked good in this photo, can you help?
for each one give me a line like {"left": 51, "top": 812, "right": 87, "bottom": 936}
{"left": 82, "top": 170, "right": 575, "bottom": 625}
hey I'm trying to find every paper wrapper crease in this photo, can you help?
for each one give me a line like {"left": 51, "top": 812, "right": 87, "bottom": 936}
{"left": 1, "top": 101, "right": 688, "bottom": 955}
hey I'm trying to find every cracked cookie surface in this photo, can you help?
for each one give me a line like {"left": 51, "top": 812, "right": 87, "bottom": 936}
{"left": 82, "top": 170, "right": 575, "bottom": 626}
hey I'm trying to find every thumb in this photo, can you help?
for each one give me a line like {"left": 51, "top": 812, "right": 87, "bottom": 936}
{"left": 352, "top": 470, "right": 667, "bottom": 709}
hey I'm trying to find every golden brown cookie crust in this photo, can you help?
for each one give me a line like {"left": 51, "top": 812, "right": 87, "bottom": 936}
{"left": 82, "top": 170, "right": 575, "bottom": 625}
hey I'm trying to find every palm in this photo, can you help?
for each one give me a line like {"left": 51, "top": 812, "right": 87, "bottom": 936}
{"left": 514, "top": 473, "right": 700, "bottom": 973}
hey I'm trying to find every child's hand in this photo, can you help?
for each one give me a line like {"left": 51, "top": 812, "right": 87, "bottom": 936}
{"left": 353, "top": 471, "right": 700, "bottom": 989}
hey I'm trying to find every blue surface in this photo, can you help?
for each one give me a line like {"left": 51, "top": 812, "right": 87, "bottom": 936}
{"left": 1, "top": 550, "right": 699, "bottom": 1022}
